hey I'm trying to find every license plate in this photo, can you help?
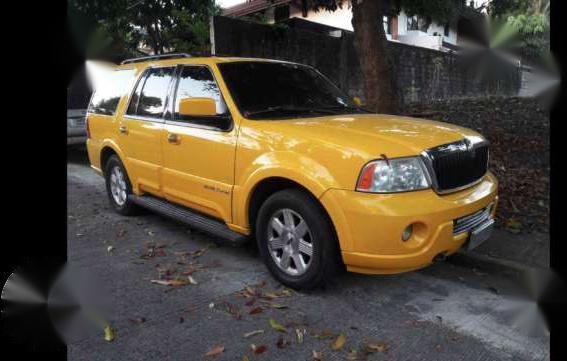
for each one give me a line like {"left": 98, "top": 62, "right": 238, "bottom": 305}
{"left": 466, "top": 218, "right": 495, "bottom": 251}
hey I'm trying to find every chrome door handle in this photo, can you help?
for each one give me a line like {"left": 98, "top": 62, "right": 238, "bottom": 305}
{"left": 119, "top": 126, "right": 128, "bottom": 134}
{"left": 167, "top": 133, "right": 181, "bottom": 144}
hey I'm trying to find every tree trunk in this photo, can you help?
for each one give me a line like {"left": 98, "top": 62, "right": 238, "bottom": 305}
{"left": 351, "top": 0, "right": 400, "bottom": 114}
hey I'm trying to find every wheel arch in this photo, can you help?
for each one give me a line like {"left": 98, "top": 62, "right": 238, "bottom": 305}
{"left": 99, "top": 141, "right": 129, "bottom": 175}
{"left": 246, "top": 177, "right": 339, "bottom": 249}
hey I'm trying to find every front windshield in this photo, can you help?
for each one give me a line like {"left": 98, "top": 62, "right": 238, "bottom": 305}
{"left": 217, "top": 61, "right": 368, "bottom": 119}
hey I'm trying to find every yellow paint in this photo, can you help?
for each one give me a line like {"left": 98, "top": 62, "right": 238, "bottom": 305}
{"left": 86, "top": 56, "right": 498, "bottom": 275}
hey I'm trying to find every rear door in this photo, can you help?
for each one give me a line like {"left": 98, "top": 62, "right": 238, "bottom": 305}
{"left": 120, "top": 66, "right": 176, "bottom": 195}
{"left": 162, "top": 65, "right": 237, "bottom": 223}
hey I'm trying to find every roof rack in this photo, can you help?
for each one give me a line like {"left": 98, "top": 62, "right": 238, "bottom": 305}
{"left": 120, "top": 53, "right": 191, "bottom": 65}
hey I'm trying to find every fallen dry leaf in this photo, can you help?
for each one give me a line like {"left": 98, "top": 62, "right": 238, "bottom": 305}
{"left": 276, "top": 337, "right": 291, "bottom": 349}
{"left": 216, "top": 301, "right": 242, "bottom": 320}
{"left": 312, "top": 330, "right": 336, "bottom": 340}
{"left": 331, "top": 333, "right": 346, "bottom": 350}
{"left": 249, "top": 307, "right": 263, "bottom": 315}
{"left": 364, "top": 342, "right": 389, "bottom": 353}
{"left": 204, "top": 345, "right": 224, "bottom": 357}
{"left": 296, "top": 328, "right": 305, "bottom": 344}
{"left": 243, "top": 286, "right": 256, "bottom": 297}
{"left": 251, "top": 344, "right": 267, "bottom": 355}
{"left": 150, "top": 279, "right": 189, "bottom": 287}
{"left": 128, "top": 317, "right": 146, "bottom": 325}
{"left": 244, "top": 330, "right": 264, "bottom": 338}
{"left": 104, "top": 325, "right": 114, "bottom": 342}
{"left": 346, "top": 349, "right": 357, "bottom": 360}
{"left": 269, "top": 303, "right": 288, "bottom": 309}
{"left": 261, "top": 289, "right": 292, "bottom": 300}
{"left": 245, "top": 298, "right": 256, "bottom": 306}
{"left": 190, "top": 247, "right": 208, "bottom": 258}
{"left": 269, "top": 318, "right": 287, "bottom": 333}
{"left": 242, "top": 356, "right": 250, "bottom": 361}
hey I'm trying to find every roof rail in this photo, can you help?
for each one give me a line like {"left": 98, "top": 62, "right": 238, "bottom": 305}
{"left": 120, "top": 53, "right": 191, "bottom": 65}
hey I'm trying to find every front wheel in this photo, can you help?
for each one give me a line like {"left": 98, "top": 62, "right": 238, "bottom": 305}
{"left": 104, "top": 155, "right": 139, "bottom": 216}
{"left": 256, "top": 189, "right": 343, "bottom": 290}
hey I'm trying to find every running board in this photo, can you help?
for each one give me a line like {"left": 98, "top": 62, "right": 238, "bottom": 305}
{"left": 130, "top": 194, "right": 248, "bottom": 245}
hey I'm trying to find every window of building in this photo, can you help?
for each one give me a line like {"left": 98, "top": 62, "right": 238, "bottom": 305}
{"left": 383, "top": 16, "right": 391, "bottom": 35}
{"left": 274, "top": 5, "right": 290, "bottom": 22}
{"left": 407, "top": 15, "right": 430, "bottom": 32}
{"left": 444, "top": 22, "right": 450, "bottom": 37}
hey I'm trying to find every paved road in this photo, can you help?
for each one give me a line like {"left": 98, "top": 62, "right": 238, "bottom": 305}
{"left": 67, "top": 149, "right": 549, "bottom": 361}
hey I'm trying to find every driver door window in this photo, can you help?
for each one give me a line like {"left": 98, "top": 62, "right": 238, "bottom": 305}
{"left": 172, "top": 66, "right": 229, "bottom": 129}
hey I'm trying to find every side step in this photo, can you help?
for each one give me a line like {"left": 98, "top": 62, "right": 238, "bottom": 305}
{"left": 130, "top": 194, "right": 248, "bottom": 246}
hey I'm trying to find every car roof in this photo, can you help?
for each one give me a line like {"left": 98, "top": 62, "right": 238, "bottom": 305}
{"left": 115, "top": 56, "right": 302, "bottom": 70}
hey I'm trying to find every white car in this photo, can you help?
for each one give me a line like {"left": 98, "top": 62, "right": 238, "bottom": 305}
{"left": 67, "top": 109, "right": 87, "bottom": 146}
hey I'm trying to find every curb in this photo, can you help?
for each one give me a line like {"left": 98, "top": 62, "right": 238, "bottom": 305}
{"left": 448, "top": 250, "right": 546, "bottom": 275}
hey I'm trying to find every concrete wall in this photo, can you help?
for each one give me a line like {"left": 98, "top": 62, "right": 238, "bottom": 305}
{"left": 405, "top": 97, "right": 549, "bottom": 232}
{"left": 211, "top": 16, "right": 521, "bottom": 105}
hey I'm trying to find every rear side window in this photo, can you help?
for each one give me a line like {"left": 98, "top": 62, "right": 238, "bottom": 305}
{"left": 128, "top": 67, "right": 175, "bottom": 118}
{"left": 88, "top": 69, "right": 136, "bottom": 115}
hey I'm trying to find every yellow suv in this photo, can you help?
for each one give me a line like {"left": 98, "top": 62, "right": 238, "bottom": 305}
{"left": 86, "top": 54, "right": 498, "bottom": 289}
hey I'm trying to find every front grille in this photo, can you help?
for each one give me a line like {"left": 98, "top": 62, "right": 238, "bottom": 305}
{"left": 423, "top": 138, "right": 489, "bottom": 193}
{"left": 453, "top": 203, "right": 493, "bottom": 235}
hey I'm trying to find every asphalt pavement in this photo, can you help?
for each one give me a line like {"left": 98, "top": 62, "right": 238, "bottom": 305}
{"left": 67, "top": 148, "right": 549, "bottom": 361}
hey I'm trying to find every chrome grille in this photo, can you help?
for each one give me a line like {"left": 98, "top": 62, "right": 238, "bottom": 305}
{"left": 422, "top": 137, "right": 489, "bottom": 193}
{"left": 453, "top": 203, "right": 493, "bottom": 235}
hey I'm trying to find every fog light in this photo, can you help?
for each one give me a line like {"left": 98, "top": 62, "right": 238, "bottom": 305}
{"left": 402, "top": 224, "right": 413, "bottom": 241}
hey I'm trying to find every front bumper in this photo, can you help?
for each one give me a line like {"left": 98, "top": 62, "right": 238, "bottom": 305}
{"left": 320, "top": 172, "right": 498, "bottom": 275}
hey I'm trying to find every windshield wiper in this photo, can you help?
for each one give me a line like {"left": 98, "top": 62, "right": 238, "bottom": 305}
{"left": 314, "top": 104, "right": 372, "bottom": 113}
{"left": 244, "top": 106, "right": 338, "bottom": 118}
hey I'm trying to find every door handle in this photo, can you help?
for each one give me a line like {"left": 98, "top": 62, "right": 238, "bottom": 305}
{"left": 167, "top": 133, "right": 181, "bottom": 144}
{"left": 119, "top": 126, "right": 128, "bottom": 134}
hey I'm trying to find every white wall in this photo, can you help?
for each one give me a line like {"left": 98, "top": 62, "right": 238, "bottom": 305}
{"left": 265, "top": 6, "right": 459, "bottom": 50}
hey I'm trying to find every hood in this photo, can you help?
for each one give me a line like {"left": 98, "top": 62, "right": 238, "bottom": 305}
{"left": 262, "top": 113, "right": 482, "bottom": 158}
{"left": 238, "top": 113, "right": 485, "bottom": 191}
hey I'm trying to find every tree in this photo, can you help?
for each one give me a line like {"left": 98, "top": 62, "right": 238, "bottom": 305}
{"left": 488, "top": 0, "right": 550, "bottom": 64}
{"left": 68, "top": 0, "right": 219, "bottom": 60}
{"left": 303, "top": 0, "right": 465, "bottom": 113}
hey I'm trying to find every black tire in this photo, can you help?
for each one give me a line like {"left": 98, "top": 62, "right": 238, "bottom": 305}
{"left": 104, "top": 155, "right": 139, "bottom": 216}
{"left": 255, "top": 189, "right": 343, "bottom": 290}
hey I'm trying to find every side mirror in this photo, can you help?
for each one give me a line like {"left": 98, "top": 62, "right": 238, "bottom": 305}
{"left": 353, "top": 96, "right": 362, "bottom": 107}
{"left": 178, "top": 97, "right": 217, "bottom": 117}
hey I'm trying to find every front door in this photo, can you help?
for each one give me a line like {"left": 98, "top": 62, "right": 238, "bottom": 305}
{"left": 162, "top": 65, "right": 237, "bottom": 223}
{"left": 120, "top": 66, "right": 175, "bottom": 195}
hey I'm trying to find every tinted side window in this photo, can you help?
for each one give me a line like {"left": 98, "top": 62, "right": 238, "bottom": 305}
{"left": 137, "top": 67, "right": 175, "bottom": 118}
{"left": 88, "top": 69, "right": 136, "bottom": 115}
{"left": 174, "top": 66, "right": 228, "bottom": 123}
{"left": 126, "top": 72, "right": 146, "bottom": 115}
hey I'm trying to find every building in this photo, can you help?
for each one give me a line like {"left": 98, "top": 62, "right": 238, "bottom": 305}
{"left": 222, "top": 0, "right": 486, "bottom": 52}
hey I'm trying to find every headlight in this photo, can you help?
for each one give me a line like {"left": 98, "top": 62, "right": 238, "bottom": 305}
{"left": 356, "top": 156, "right": 431, "bottom": 193}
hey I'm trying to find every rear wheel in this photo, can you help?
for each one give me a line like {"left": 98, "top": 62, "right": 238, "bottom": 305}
{"left": 256, "top": 189, "right": 342, "bottom": 290}
{"left": 104, "top": 155, "right": 139, "bottom": 216}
